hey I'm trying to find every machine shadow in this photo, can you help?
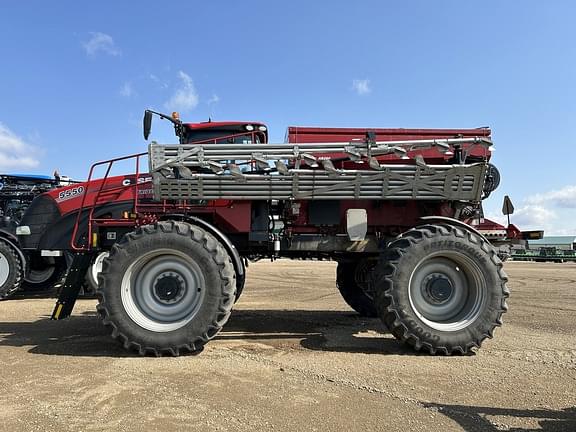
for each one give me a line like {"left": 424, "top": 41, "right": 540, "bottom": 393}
{"left": 218, "top": 309, "right": 423, "bottom": 356}
{"left": 0, "top": 308, "right": 427, "bottom": 357}
{"left": 0, "top": 313, "right": 138, "bottom": 357}
{"left": 424, "top": 402, "right": 576, "bottom": 432}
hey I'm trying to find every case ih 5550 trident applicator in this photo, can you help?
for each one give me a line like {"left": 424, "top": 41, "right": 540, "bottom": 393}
{"left": 15, "top": 110, "right": 539, "bottom": 356}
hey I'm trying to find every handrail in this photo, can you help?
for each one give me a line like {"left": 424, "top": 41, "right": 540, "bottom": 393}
{"left": 70, "top": 152, "right": 147, "bottom": 251}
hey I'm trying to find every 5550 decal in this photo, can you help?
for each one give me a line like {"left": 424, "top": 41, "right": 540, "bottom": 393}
{"left": 56, "top": 185, "right": 85, "bottom": 202}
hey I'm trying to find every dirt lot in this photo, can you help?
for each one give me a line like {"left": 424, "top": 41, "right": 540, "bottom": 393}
{"left": 0, "top": 261, "right": 575, "bottom": 431}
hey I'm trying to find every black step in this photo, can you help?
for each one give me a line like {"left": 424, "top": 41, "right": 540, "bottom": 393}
{"left": 51, "top": 253, "right": 94, "bottom": 320}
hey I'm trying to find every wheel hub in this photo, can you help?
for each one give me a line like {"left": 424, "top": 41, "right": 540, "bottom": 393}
{"left": 409, "top": 254, "right": 487, "bottom": 331}
{"left": 121, "top": 250, "right": 206, "bottom": 332}
{"left": 423, "top": 274, "right": 454, "bottom": 304}
{"left": 153, "top": 273, "right": 186, "bottom": 304}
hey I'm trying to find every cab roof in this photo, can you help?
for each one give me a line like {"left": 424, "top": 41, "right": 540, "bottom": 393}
{"left": 184, "top": 121, "right": 267, "bottom": 130}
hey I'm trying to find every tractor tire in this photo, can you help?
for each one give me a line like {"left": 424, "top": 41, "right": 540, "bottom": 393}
{"left": 83, "top": 251, "right": 109, "bottom": 294}
{"left": 21, "top": 255, "right": 67, "bottom": 292}
{"left": 375, "top": 224, "right": 509, "bottom": 355}
{"left": 0, "top": 240, "right": 23, "bottom": 300}
{"left": 336, "top": 259, "right": 378, "bottom": 317}
{"left": 97, "top": 220, "right": 236, "bottom": 356}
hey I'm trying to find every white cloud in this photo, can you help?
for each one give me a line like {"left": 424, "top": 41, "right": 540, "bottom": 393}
{"left": 486, "top": 205, "right": 555, "bottom": 230}
{"left": 352, "top": 79, "right": 371, "bottom": 95}
{"left": 119, "top": 82, "right": 134, "bottom": 97}
{"left": 207, "top": 94, "right": 220, "bottom": 105}
{"left": 83, "top": 32, "right": 121, "bottom": 57}
{"left": 0, "top": 123, "right": 40, "bottom": 170}
{"left": 547, "top": 226, "right": 576, "bottom": 235}
{"left": 509, "top": 204, "right": 557, "bottom": 229}
{"left": 164, "top": 71, "right": 199, "bottom": 112}
{"left": 486, "top": 185, "right": 576, "bottom": 235}
{"left": 149, "top": 74, "right": 169, "bottom": 89}
{"left": 526, "top": 185, "right": 576, "bottom": 208}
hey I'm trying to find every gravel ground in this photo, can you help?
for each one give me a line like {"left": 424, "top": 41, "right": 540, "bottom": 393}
{"left": 0, "top": 261, "right": 575, "bottom": 431}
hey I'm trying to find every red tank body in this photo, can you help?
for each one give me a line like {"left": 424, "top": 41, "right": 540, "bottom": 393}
{"left": 280, "top": 126, "right": 493, "bottom": 236}
{"left": 286, "top": 126, "right": 492, "bottom": 165}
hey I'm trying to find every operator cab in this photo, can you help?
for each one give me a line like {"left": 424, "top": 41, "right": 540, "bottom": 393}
{"left": 184, "top": 121, "right": 268, "bottom": 144}
{"left": 143, "top": 109, "right": 268, "bottom": 144}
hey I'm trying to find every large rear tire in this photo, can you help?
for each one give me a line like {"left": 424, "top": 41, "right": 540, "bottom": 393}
{"left": 375, "top": 224, "right": 509, "bottom": 355}
{"left": 336, "top": 259, "right": 378, "bottom": 317}
{"left": 0, "top": 240, "right": 23, "bottom": 300}
{"left": 97, "top": 221, "right": 236, "bottom": 356}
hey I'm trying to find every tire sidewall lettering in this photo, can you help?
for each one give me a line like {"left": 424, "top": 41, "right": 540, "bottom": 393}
{"left": 423, "top": 239, "right": 487, "bottom": 265}
{"left": 375, "top": 225, "right": 506, "bottom": 353}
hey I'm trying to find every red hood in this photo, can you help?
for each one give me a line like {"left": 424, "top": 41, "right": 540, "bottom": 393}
{"left": 44, "top": 173, "right": 152, "bottom": 216}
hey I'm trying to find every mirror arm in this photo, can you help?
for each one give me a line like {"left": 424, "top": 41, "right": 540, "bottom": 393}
{"left": 143, "top": 109, "right": 184, "bottom": 141}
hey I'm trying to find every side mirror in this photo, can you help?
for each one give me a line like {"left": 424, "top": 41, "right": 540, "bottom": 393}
{"left": 143, "top": 110, "right": 153, "bottom": 140}
{"left": 502, "top": 195, "right": 515, "bottom": 226}
{"left": 502, "top": 195, "right": 515, "bottom": 216}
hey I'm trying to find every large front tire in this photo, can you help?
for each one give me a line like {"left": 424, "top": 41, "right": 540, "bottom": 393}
{"left": 97, "top": 221, "right": 236, "bottom": 356}
{"left": 375, "top": 224, "right": 509, "bottom": 355}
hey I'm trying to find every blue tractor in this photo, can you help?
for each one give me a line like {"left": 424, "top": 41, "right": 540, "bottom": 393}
{"left": 0, "top": 173, "right": 69, "bottom": 298}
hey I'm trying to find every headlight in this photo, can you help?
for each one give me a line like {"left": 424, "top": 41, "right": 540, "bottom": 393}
{"left": 16, "top": 226, "right": 31, "bottom": 235}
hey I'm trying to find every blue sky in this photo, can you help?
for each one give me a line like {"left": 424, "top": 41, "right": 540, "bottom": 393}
{"left": 1, "top": 1, "right": 575, "bottom": 234}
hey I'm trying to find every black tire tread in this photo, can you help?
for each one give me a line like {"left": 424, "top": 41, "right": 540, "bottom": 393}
{"left": 376, "top": 224, "right": 509, "bottom": 355}
{"left": 96, "top": 220, "right": 236, "bottom": 356}
{"left": 336, "top": 261, "right": 378, "bottom": 317}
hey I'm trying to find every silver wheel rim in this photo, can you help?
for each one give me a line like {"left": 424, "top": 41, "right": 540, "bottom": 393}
{"left": 121, "top": 249, "right": 205, "bottom": 332}
{"left": 90, "top": 252, "right": 109, "bottom": 286}
{"left": 408, "top": 252, "right": 486, "bottom": 331}
{"left": 0, "top": 251, "right": 10, "bottom": 286}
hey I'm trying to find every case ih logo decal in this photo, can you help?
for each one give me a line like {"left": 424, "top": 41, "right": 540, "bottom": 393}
{"left": 56, "top": 185, "right": 85, "bottom": 202}
{"left": 122, "top": 176, "right": 152, "bottom": 186}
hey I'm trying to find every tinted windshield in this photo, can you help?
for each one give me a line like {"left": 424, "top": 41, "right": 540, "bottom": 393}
{"left": 184, "top": 129, "right": 265, "bottom": 144}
